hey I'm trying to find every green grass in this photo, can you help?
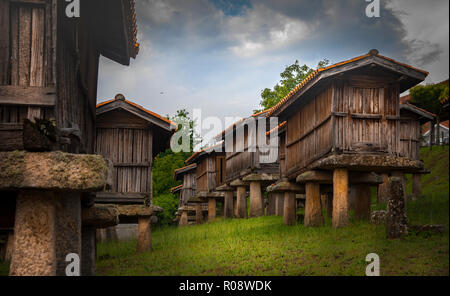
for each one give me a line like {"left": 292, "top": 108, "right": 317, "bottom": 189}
{"left": 1, "top": 147, "right": 448, "bottom": 276}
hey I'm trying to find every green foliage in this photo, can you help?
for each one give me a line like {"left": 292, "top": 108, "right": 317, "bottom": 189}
{"left": 153, "top": 193, "right": 180, "bottom": 226}
{"left": 151, "top": 109, "right": 201, "bottom": 226}
{"left": 256, "top": 59, "right": 329, "bottom": 112}
{"left": 410, "top": 82, "right": 449, "bottom": 117}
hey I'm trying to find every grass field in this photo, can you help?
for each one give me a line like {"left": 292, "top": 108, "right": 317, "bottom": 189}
{"left": 1, "top": 146, "right": 448, "bottom": 276}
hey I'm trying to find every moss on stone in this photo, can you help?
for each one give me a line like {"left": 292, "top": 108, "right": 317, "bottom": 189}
{"left": 0, "top": 151, "right": 25, "bottom": 187}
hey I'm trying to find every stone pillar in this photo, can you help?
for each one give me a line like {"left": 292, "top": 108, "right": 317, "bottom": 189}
{"left": 10, "top": 191, "right": 58, "bottom": 276}
{"left": 208, "top": 197, "right": 216, "bottom": 221}
{"left": 81, "top": 226, "right": 96, "bottom": 276}
{"left": 386, "top": 177, "right": 408, "bottom": 239}
{"left": 412, "top": 174, "right": 422, "bottom": 199}
{"left": 224, "top": 191, "right": 234, "bottom": 218}
{"left": 179, "top": 210, "right": 188, "bottom": 225}
{"left": 305, "top": 183, "right": 324, "bottom": 227}
{"left": 96, "top": 228, "right": 106, "bottom": 243}
{"left": 55, "top": 193, "right": 82, "bottom": 276}
{"left": 5, "top": 232, "right": 14, "bottom": 262}
{"left": 195, "top": 203, "right": 203, "bottom": 224}
{"left": 332, "top": 169, "right": 349, "bottom": 228}
{"left": 249, "top": 181, "right": 264, "bottom": 217}
{"left": 283, "top": 192, "right": 296, "bottom": 226}
{"left": 391, "top": 171, "right": 406, "bottom": 201}
{"left": 137, "top": 216, "right": 152, "bottom": 253}
{"left": 377, "top": 173, "right": 389, "bottom": 203}
{"left": 275, "top": 193, "right": 284, "bottom": 216}
{"left": 236, "top": 186, "right": 248, "bottom": 218}
{"left": 353, "top": 184, "right": 371, "bottom": 220}
{"left": 233, "top": 195, "right": 238, "bottom": 217}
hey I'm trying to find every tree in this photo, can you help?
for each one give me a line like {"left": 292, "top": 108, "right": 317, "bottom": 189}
{"left": 152, "top": 109, "right": 202, "bottom": 226}
{"left": 256, "top": 59, "right": 329, "bottom": 112}
{"left": 410, "top": 82, "right": 449, "bottom": 146}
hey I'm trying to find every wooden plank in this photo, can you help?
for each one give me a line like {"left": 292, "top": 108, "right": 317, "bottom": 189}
{"left": 0, "top": 0, "right": 9, "bottom": 85}
{"left": 18, "top": 6, "right": 32, "bottom": 87}
{"left": 0, "top": 86, "right": 56, "bottom": 106}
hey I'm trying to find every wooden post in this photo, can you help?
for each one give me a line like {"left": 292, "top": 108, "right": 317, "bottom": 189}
{"left": 208, "top": 197, "right": 216, "bottom": 221}
{"left": 10, "top": 191, "right": 58, "bottom": 276}
{"left": 179, "top": 210, "right": 188, "bottom": 226}
{"left": 326, "top": 192, "right": 333, "bottom": 218}
{"left": 283, "top": 192, "right": 296, "bottom": 226}
{"left": 353, "top": 184, "right": 371, "bottom": 220}
{"left": 105, "top": 226, "right": 118, "bottom": 242}
{"left": 332, "top": 169, "right": 349, "bottom": 228}
{"left": 5, "top": 232, "right": 14, "bottom": 262}
{"left": 224, "top": 191, "right": 234, "bottom": 218}
{"left": 267, "top": 193, "right": 276, "bottom": 216}
{"left": 137, "top": 215, "right": 152, "bottom": 253}
{"left": 195, "top": 203, "right": 203, "bottom": 224}
{"left": 236, "top": 186, "right": 248, "bottom": 218}
{"left": 305, "top": 183, "right": 324, "bottom": 227}
{"left": 412, "top": 174, "right": 422, "bottom": 199}
{"left": 275, "top": 192, "right": 284, "bottom": 216}
{"left": 249, "top": 181, "right": 263, "bottom": 217}
{"left": 377, "top": 173, "right": 389, "bottom": 203}
{"left": 81, "top": 226, "right": 96, "bottom": 276}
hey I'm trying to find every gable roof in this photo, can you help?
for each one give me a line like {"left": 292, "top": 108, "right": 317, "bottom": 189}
{"left": 423, "top": 120, "right": 450, "bottom": 135}
{"left": 170, "top": 184, "right": 182, "bottom": 194}
{"left": 97, "top": 94, "right": 177, "bottom": 131}
{"left": 400, "top": 102, "right": 435, "bottom": 123}
{"left": 267, "top": 49, "right": 428, "bottom": 118}
{"left": 174, "top": 163, "right": 197, "bottom": 181}
{"left": 185, "top": 141, "right": 224, "bottom": 165}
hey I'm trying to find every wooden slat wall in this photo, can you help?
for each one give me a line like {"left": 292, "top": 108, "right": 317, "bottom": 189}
{"left": 286, "top": 87, "right": 332, "bottom": 176}
{"left": 399, "top": 118, "right": 420, "bottom": 160}
{"left": 196, "top": 154, "right": 220, "bottom": 193}
{"left": 332, "top": 78, "right": 400, "bottom": 154}
{"left": 0, "top": 0, "right": 54, "bottom": 124}
{"left": 181, "top": 172, "right": 196, "bottom": 205}
{"left": 96, "top": 127, "right": 153, "bottom": 196}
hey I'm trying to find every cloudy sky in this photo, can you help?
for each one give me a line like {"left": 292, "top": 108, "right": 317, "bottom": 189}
{"left": 98, "top": 0, "right": 449, "bottom": 127}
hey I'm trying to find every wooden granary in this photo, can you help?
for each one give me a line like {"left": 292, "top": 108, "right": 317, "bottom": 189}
{"left": 267, "top": 50, "right": 429, "bottom": 228}
{"left": 95, "top": 94, "right": 176, "bottom": 205}
{"left": 215, "top": 111, "right": 280, "bottom": 219}
{"left": 185, "top": 142, "right": 226, "bottom": 222}
{"left": 0, "top": 0, "right": 139, "bottom": 275}
{"left": 173, "top": 163, "right": 199, "bottom": 225}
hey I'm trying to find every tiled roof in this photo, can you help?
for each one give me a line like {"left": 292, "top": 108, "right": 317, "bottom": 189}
{"left": 173, "top": 163, "right": 197, "bottom": 179}
{"left": 185, "top": 141, "right": 224, "bottom": 164}
{"left": 422, "top": 120, "right": 449, "bottom": 134}
{"left": 267, "top": 50, "right": 428, "bottom": 117}
{"left": 128, "top": 0, "right": 139, "bottom": 58}
{"left": 266, "top": 121, "right": 287, "bottom": 136}
{"left": 96, "top": 96, "right": 177, "bottom": 129}
{"left": 401, "top": 102, "right": 436, "bottom": 118}
{"left": 170, "top": 184, "right": 182, "bottom": 193}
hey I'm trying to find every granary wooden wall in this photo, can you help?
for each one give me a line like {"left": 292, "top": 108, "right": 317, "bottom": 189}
{"left": 195, "top": 152, "right": 225, "bottom": 193}
{"left": 285, "top": 72, "right": 403, "bottom": 179}
{"left": 225, "top": 116, "right": 279, "bottom": 183}
{"left": 0, "top": 0, "right": 100, "bottom": 153}
{"left": 181, "top": 171, "right": 196, "bottom": 205}
{"left": 96, "top": 110, "right": 153, "bottom": 202}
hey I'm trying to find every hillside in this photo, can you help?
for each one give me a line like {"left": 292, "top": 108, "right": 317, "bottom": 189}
{"left": 1, "top": 146, "right": 448, "bottom": 276}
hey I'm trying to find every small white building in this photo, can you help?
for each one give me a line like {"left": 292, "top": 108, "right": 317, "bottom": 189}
{"left": 422, "top": 121, "right": 449, "bottom": 146}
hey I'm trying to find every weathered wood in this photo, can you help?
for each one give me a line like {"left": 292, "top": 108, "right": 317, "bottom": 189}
{"left": 353, "top": 184, "right": 371, "bottom": 220}
{"left": 208, "top": 197, "right": 216, "bottom": 221}
{"left": 236, "top": 186, "right": 248, "bottom": 218}
{"left": 332, "top": 169, "right": 349, "bottom": 228}
{"left": 305, "top": 183, "right": 324, "bottom": 227}
{"left": 0, "top": 86, "right": 57, "bottom": 106}
{"left": 224, "top": 191, "right": 234, "bottom": 218}
{"left": 249, "top": 181, "right": 263, "bottom": 217}
{"left": 283, "top": 192, "right": 296, "bottom": 226}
